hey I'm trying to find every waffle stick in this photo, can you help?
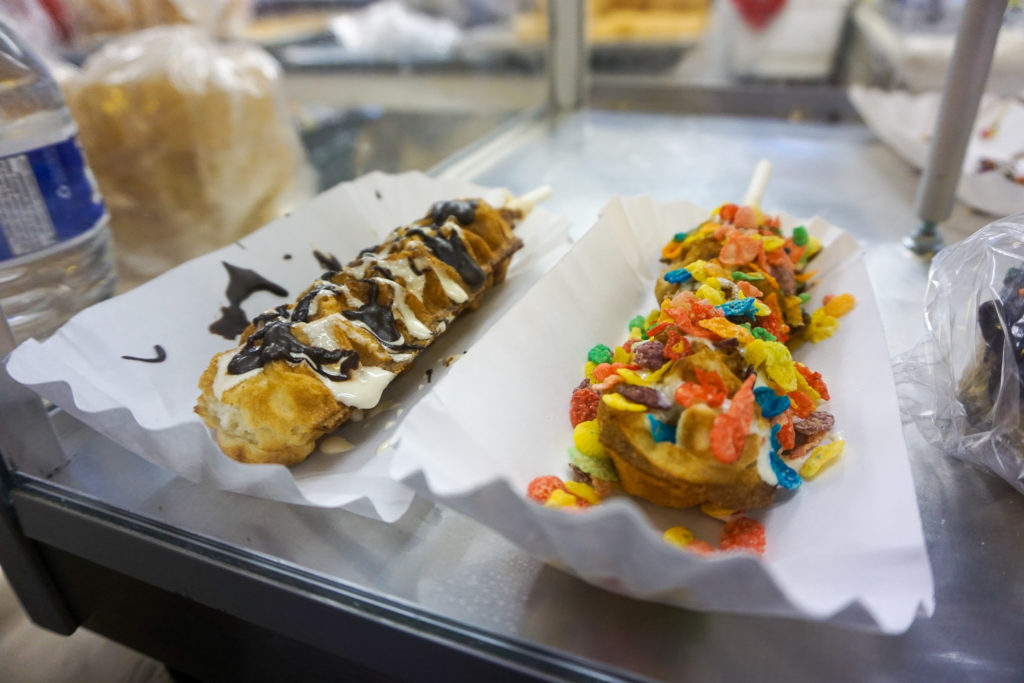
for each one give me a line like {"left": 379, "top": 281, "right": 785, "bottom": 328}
{"left": 196, "top": 198, "right": 529, "bottom": 466}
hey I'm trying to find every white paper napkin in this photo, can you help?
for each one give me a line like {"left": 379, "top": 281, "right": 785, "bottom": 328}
{"left": 5, "top": 171, "right": 572, "bottom": 522}
{"left": 390, "top": 195, "right": 934, "bottom": 633}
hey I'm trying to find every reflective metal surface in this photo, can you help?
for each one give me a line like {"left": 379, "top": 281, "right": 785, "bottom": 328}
{"left": 8, "top": 109, "right": 1024, "bottom": 680}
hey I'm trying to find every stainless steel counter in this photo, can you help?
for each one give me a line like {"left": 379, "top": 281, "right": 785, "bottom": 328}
{"left": 5, "top": 109, "right": 1023, "bottom": 681}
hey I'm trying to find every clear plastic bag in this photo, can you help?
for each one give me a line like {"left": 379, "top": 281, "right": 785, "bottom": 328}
{"left": 895, "top": 213, "right": 1024, "bottom": 494}
{"left": 63, "top": 25, "right": 315, "bottom": 289}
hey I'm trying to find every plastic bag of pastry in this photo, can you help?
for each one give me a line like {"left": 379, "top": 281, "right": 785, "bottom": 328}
{"left": 895, "top": 213, "right": 1024, "bottom": 495}
{"left": 62, "top": 25, "right": 314, "bottom": 290}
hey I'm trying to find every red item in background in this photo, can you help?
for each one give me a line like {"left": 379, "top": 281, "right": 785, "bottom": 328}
{"left": 731, "top": 0, "right": 788, "bottom": 30}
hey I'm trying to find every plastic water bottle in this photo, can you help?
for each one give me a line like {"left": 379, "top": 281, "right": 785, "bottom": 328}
{"left": 0, "top": 20, "right": 115, "bottom": 343}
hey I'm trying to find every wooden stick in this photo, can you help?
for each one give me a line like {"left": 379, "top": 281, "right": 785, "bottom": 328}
{"left": 743, "top": 159, "right": 772, "bottom": 208}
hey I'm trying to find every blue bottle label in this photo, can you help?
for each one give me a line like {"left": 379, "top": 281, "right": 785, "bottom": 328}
{"left": 0, "top": 133, "right": 107, "bottom": 263}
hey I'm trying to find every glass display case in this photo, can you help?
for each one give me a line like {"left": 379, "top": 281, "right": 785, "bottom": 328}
{"left": 2, "top": 1, "right": 1024, "bottom": 679}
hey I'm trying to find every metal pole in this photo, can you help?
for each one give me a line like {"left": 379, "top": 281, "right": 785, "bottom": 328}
{"left": 905, "top": 0, "right": 1007, "bottom": 255}
{"left": 547, "top": 0, "right": 587, "bottom": 111}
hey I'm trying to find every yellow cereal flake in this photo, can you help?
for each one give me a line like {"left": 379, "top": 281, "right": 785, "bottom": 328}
{"left": 696, "top": 284, "right": 726, "bottom": 305}
{"left": 806, "top": 308, "right": 840, "bottom": 343}
{"left": 602, "top": 393, "right": 648, "bottom": 412}
{"left": 544, "top": 489, "right": 579, "bottom": 508}
{"left": 744, "top": 340, "right": 798, "bottom": 393}
{"left": 824, "top": 293, "right": 856, "bottom": 318}
{"left": 565, "top": 481, "right": 601, "bottom": 505}
{"left": 804, "top": 236, "right": 822, "bottom": 258}
{"left": 753, "top": 300, "right": 772, "bottom": 317}
{"left": 762, "top": 236, "right": 786, "bottom": 252}
{"left": 794, "top": 367, "right": 822, "bottom": 402}
{"left": 700, "top": 502, "right": 739, "bottom": 520}
{"left": 663, "top": 526, "right": 695, "bottom": 548}
{"left": 800, "top": 440, "right": 845, "bottom": 479}
{"left": 612, "top": 345, "right": 632, "bottom": 364}
{"left": 585, "top": 361, "right": 598, "bottom": 383}
{"left": 782, "top": 295, "right": 805, "bottom": 327}
{"left": 573, "top": 420, "right": 606, "bottom": 458}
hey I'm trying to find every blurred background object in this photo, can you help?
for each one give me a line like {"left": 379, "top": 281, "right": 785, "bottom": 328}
{"left": 63, "top": 25, "right": 314, "bottom": 289}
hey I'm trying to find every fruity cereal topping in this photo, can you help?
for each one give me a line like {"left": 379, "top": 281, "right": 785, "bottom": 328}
{"left": 527, "top": 202, "right": 856, "bottom": 556}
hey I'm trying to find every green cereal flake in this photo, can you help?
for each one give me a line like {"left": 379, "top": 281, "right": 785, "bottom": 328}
{"left": 793, "top": 226, "right": 809, "bottom": 247}
{"left": 569, "top": 447, "right": 620, "bottom": 482}
{"left": 751, "top": 327, "right": 777, "bottom": 342}
{"left": 798, "top": 293, "right": 811, "bottom": 304}
{"left": 732, "top": 271, "right": 765, "bottom": 281}
{"left": 587, "top": 344, "right": 613, "bottom": 365}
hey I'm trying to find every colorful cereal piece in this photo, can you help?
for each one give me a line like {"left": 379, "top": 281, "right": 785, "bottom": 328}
{"left": 776, "top": 413, "right": 796, "bottom": 450}
{"left": 527, "top": 475, "right": 565, "bottom": 503}
{"left": 719, "top": 203, "right": 738, "bottom": 222}
{"left": 753, "top": 386, "right": 790, "bottom": 418}
{"left": 570, "top": 387, "right": 600, "bottom": 427}
{"left": 719, "top": 234, "right": 761, "bottom": 266}
{"left": 602, "top": 393, "right": 647, "bottom": 412}
{"left": 792, "top": 226, "right": 809, "bottom": 246}
{"left": 612, "top": 345, "right": 632, "bottom": 364}
{"left": 732, "top": 270, "right": 765, "bottom": 281}
{"left": 806, "top": 308, "right": 840, "bottom": 343}
{"left": 751, "top": 326, "right": 777, "bottom": 342}
{"left": 647, "top": 414, "right": 676, "bottom": 443}
{"left": 664, "top": 268, "right": 693, "bottom": 284}
{"left": 662, "top": 240, "right": 685, "bottom": 260}
{"left": 800, "top": 440, "right": 845, "bottom": 479}
{"left": 762, "top": 236, "right": 786, "bottom": 252}
{"left": 663, "top": 526, "right": 695, "bottom": 548}
{"left": 733, "top": 205, "right": 760, "bottom": 230}
{"left": 823, "top": 293, "right": 856, "bottom": 318}
{"left": 585, "top": 361, "right": 598, "bottom": 383}
{"left": 568, "top": 446, "right": 620, "bottom": 482}
{"left": 629, "top": 315, "right": 647, "bottom": 334}
{"left": 717, "top": 298, "right": 758, "bottom": 318}
{"left": 798, "top": 293, "right": 811, "bottom": 304}
{"left": 573, "top": 420, "right": 606, "bottom": 458}
{"left": 696, "top": 284, "right": 726, "bottom": 305}
{"left": 544, "top": 489, "right": 581, "bottom": 508}
{"left": 699, "top": 317, "right": 755, "bottom": 344}
{"left": 768, "top": 424, "right": 801, "bottom": 490}
{"left": 744, "top": 340, "right": 798, "bottom": 393}
{"left": 588, "top": 344, "right": 613, "bottom": 365}
{"left": 700, "top": 502, "right": 742, "bottom": 521}
{"left": 565, "top": 480, "right": 602, "bottom": 505}
{"left": 736, "top": 280, "right": 763, "bottom": 298}
{"left": 787, "top": 390, "right": 815, "bottom": 418}
{"left": 720, "top": 517, "right": 766, "bottom": 555}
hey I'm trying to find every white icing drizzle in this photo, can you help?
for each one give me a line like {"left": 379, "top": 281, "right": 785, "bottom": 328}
{"left": 317, "top": 365, "right": 396, "bottom": 408}
{"left": 371, "top": 277, "right": 433, "bottom": 340}
{"left": 319, "top": 435, "right": 354, "bottom": 454}
{"left": 213, "top": 350, "right": 256, "bottom": 400}
{"left": 752, "top": 419, "right": 778, "bottom": 486}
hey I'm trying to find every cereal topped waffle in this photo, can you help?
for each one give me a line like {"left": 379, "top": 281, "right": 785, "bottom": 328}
{"left": 528, "top": 201, "right": 856, "bottom": 555}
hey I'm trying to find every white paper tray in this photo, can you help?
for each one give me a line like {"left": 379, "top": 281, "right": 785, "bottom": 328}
{"left": 390, "top": 195, "right": 934, "bottom": 633}
{"left": 5, "top": 171, "right": 572, "bottom": 522}
{"left": 849, "top": 86, "right": 1024, "bottom": 217}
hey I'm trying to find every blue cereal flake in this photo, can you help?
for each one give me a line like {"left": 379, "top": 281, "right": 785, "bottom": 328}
{"left": 664, "top": 268, "right": 692, "bottom": 284}
{"left": 768, "top": 424, "right": 801, "bottom": 490}
{"left": 647, "top": 414, "right": 676, "bottom": 444}
{"left": 754, "top": 387, "right": 790, "bottom": 419}
{"left": 716, "top": 298, "right": 757, "bottom": 318}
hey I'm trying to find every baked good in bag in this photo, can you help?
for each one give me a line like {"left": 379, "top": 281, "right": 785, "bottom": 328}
{"left": 531, "top": 203, "right": 855, "bottom": 552}
{"left": 196, "top": 198, "right": 526, "bottom": 466}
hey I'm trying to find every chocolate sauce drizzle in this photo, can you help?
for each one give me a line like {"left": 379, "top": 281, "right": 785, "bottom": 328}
{"left": 430, "top": 199, "right": 478, "bottom": 226}
{"left": 209, "top": 263, "right": 288, "bottom": 339}
{"left": 343, "top": 280, "right": 402, "bottom": 346}
{"left": 313, "top": 249, "right": 342, "bottom": 273}
{"left": 407, "top": 227, "right": 485, "bottom": 290}
{"left": 227, "top": 321, "right": 359, "bottom": 381}
{"left": 121, "top": 345, "right": 167, "bottom": 363}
